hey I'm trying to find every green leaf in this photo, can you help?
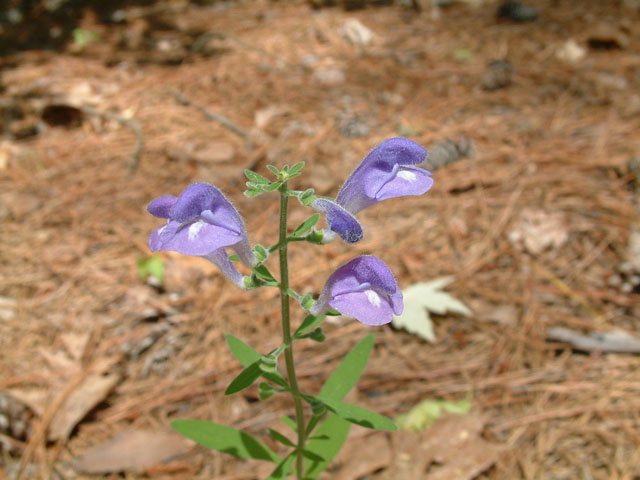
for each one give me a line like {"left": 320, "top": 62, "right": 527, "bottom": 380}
{"left": 225, "top": 361, "right": 262, "bottom": 395}
{"left": 321, "top": 399, "right": 397, "bottom": 431}
{"left": 253, "top": 265, "right": 277, "bottom": 283}
{"left": 304, "top": 415, "right": 350, "bottom": 478}
{"left": 171, "top": 420, "right": 281, "bottom": 463}
{"left": 227, "top": 254, "right": 240, "bottom": 262}
{"left": 244, "top": 169, "right": 270, "bottom": 184}
{"left": 226, "top": 335, "right": 260, "bottom": 367}
{"left": 292, "top": 214, "right": 320, "bottom": 237}
{"left": 280, "top": 416, "right": 297, "bottom": 432}
{"left": 266, "top": 165, "right": 281, "bottom": 176}
{"left": 266, "top": 453, "right": 295, "bottom": 480}
{"left": 268, "top": 428, "right": 295, "bottom": 447}
{"left": 225, "top": 335, "right": 288, "bottom": 388}
{"left": 244, "top": 188, "right": 264, "bottom": 198}
{"left": 289, "top": 161, "right": 305, "bottom": 175}
{"left": 294, "top": 315, "right": 325, "bottom": 338}
{"left": 265, "top": 181, "right": 283, "bottom": 191}
{"left": 300, "top": 449, "right": 324, "bottom": 462}
{"left": 391, "top": 277, "right": 472, "bottom": 343}
{"left": 319, "top": 334, "right": 374, "bottom": 403}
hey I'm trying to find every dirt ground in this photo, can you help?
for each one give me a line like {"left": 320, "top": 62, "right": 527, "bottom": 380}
{"left": 1, "top": 0, "right": 640, "bottom": 478}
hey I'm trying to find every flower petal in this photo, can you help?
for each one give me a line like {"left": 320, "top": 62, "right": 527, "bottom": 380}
{"left": 147, "top": 195, "right": 177, "bottom": 218}
{"left": 336, "top": 138, "right": 428, "bottom": 214}
{"left": 375, "top": 165, "right": 433, "bottom": 201}
{"left": 203, "top": 248, "right": 245, "bottom": 288}
{"left": 170, "top": 183, "right": 225, "bottom": 223}
{"left": 336, "top": 255, "right": 399, "bottom": 294}
{"left": 151, "top": 220, "right": 242, "bottom": 256}
{"left": 329, "top": 291, "right": 395, "bottom": 326}
{"left": 311, "top": 198, "right": 363, "bottom": 244}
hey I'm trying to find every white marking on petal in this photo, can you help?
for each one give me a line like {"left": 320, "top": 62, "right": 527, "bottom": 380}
{"left": 397, "top": 170, "right": 417, "bottom": 183}
{"left": 158, "top": 225, "right": 167, "bottom": 235}
{"left": 364, "top": 289, "right": 381, "bottom": 308}
{"left": 188, "top": 221, "right": 205, "bottom": 240}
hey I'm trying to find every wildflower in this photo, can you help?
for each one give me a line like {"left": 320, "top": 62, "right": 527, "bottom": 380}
{"left": 148, "top": 183, "right": 256, "bottom": 288}
{"left": 312, "top": 137, "right": 433, "bottom": 243}
{"left": 309, "top": 256, "right": 403, "bottom": 326}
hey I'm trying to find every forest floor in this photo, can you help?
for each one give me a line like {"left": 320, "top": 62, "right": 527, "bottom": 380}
{"left": 1, "top": 0, "right": 639, "bottom": 479}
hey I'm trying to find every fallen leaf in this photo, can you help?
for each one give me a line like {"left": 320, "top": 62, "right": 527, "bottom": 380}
{"left": 396, "top": 395, "right": 472, "bottom": 432}
{"left": 508, "top": 208, "right": 569, "bottom": 255}
{"left": 381, "top": 414, "right": 502, "bottom": 480}
{"left": 392, "top": 277, "right": 472, "bottom": 343}
{"left": 48, "top": 372, "right": 121, "bottom": 441}
{"left": 72, "top": 429, "right": 194, "bottom": 474}
{"left": 556, "top": 39, "right": 586, "bottom": 63}
{"left": 340, "top": 19, "right": 374, "bottom": 47}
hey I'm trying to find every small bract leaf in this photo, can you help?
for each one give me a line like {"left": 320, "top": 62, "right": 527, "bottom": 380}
{"left": 226, "top": 335, "right": 260, "bottom": 367}
{"left": 391, "top": 277, "right": 471, "bottom": 343}
{"left": 294, "top": 315, "right": 325, "bottom": 338}
{"left": 268, "top": 428, "right": 295, "bottom": 447}
{"left": 265, "top": 181, "right": 283, "bottom": 192}
{"left": 267, "top": 165, "right": 281, "bottom": 176}
{"left": 266, "top": 453, "right": 295, "bottom": 480}
{"left": 293, "top": 214, "right": 320, "bottom": 237}
{"left": 289, "top": 161, "right": 305, "bottom": 175}
{"left": 244, "top": 169, "right": 270, "bottom": 184}
{"left": 225, "top": 362, "right": 261, "bottom": 395}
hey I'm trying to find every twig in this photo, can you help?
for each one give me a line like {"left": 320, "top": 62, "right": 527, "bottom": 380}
{"left": 80, "top": 106, "right": 143, "bottom": 173}
{"left": 168, "top": 89, "right": 253, "bottom": 152}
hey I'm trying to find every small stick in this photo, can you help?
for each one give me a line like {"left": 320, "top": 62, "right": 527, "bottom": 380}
{"left": 169, "top": 89, "right": 253, "bottom": 152}
{"left": 80, "top": 106, "right": 143, "bottom": 172}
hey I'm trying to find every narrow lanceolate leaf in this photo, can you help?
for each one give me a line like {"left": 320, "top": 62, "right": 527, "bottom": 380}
{"left": 225, "top": 361, "right": 262, "bottom": 395}
{"left": 289, "top": 161, "right": 305, "bottom": 175}
{"left": 292, "top": 214, "right": 320, "bottom": 237}
{"left": 266, "top": 453, "right": 295, "bottom": 480}
{"left": 320, "top": 399, "right": 397, "bottom": 431}
{"left": 265, "top": 181, "right": 284, "bottom": 192}
{"left": 244, "top": 169, "right": 270, "bottom": 184}
{"left": 319, "top": 334, "right": 374, "bottom": 403}
{"left": 266, "top": 165, "right": 281, "bottom": 176}
{"left": 294, "top": 315, "right": 325, "bottom": 339}
{"left": 226, "top": 335, "right": 260, "bottom": 367}
{"left": 225, "top": 335, "right": 288, "bottom": 389}
{"left": 304, "top": 415, "right": 350, "bottom": 478}
{"left": 171, "top": 420, "right": 280, "bottom": 463}
{"left": 253, "top": 264, "right": 277, "bottom": 283}
{"left": 280, "top": 416, "right": 297, "bottom": 432}
{"left": 268, "top": 428, "right": 295, "bottom": 447}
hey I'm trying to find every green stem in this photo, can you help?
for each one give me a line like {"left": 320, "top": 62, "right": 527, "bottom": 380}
{"left": 278, "top": 184, "right": 306, "bottom": 479}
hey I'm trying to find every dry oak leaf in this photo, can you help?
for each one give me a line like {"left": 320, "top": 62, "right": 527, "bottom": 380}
{"left": 72, "top": 429, "right": 194, "bottom": 474}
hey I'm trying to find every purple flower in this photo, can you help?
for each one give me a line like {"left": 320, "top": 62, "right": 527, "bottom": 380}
{"left": 148, "top": 183, "right": 256, "bottom": 288}
{"left": 309, "top": 256, "right": 403, "bottom": 326}
{"left": 312, "top": 137, "right": 433, "bottom": 243}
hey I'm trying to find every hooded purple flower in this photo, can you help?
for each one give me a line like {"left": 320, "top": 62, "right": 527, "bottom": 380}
{"left": 312, "top": 137, "right": 433, "bottom": 243}
{"left": 147, "top": 183, "right": 256, "bottom": 288}
{"left": 309, "top": 256, "right": 403, "bottom": 326}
